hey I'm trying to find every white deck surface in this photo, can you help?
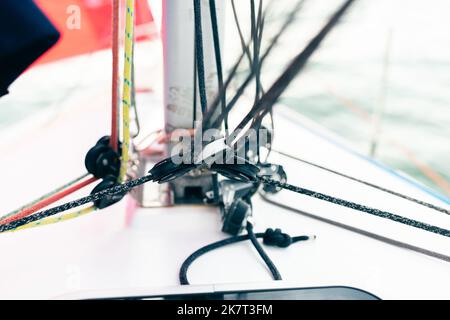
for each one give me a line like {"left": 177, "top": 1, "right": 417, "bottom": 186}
{"left": 0, "top": 42, "right": 449, "bottom": 300}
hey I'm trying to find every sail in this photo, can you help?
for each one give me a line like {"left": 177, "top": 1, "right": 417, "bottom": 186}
{"left": 34, "top": 0, "right": 157, "bottom": 65}
{"left": 0, "top": 0, "right": 60, "bottom": 96}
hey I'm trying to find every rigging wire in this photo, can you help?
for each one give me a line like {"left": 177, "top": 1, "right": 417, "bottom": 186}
{"left": 269, "top": 148, "right": 450, "bottom": 215}
{"left": 0, "top": 174, "right": 154, "bottom": 233}
{"left": 251, "top": 0, "right": 265, "bottom": 161}
{"left": 231, "top": 0, "right": 253, "bottom": 64}
{"left": 192, "top": 40, "right": 198, "bottom": 127}
{"left": 193, "top": 0, "right": 208, "bottom": 115}
{"left": 200, "top": 0, "right": 281, "bottom": 130}
{"left": 251, "top": 0, "right": 262, "bottom": 105}
{"left": 190, "top": 0, "right": 266, "bottom": 158}
{"left": 230, "top": 0, "right": 268, "bottom": 162}
{"left": 206, "top": 0, "right": 305, "bottom": 130}
{"left": 229, "top": 0, "right": 356, "bottom": 146}
{"left": 259, "top": 176, "right": 450, "bottom": 238}
{"left": 231, "top": 0, "right": 266, "bottom": 97}
{"left": 208, "top": 0, "right": 229, "bottom": 137}
{"left": 201, "top": 45, "right": 247, "bottom": 130}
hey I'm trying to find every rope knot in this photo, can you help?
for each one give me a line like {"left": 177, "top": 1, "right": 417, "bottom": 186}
{"left": 263, "top": 228, "right": 293, "bottom": 248}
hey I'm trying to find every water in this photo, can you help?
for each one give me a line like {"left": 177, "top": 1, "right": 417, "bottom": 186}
{"left": 257, "top": 0, "right": 450, "bottom": 197}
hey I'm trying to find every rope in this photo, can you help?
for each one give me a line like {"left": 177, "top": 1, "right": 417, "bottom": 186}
{"left": 179, "top": 224, "right": 313, "bottom": 285}
{"left": 148, "top": 150, "right": 450, "bottom": 239}
{"left": 0, "top": 175, "right": 97, "bottom": 225}
{"left": 229, "top": 0, "right": 356, "bottom": 144}
{"left": 3, "top": 162, "right": 449, "bottom": 240}
{"left": 111, "top": 0, "right": 120, "bottom": 152}
{"left": 246, "top": 221, "right": 282, "bottom": 280}
{"left": 9, "top": 206, "right": 97, "bottom": 233}
{"left": 193, "top": 0, "right": 208, "bottom": 115}
{"left": 260, "top": 193, "right": 450, "bottom": 263}
{"left": 270, "top": 149, "right": 450, "bottom": 215}
{"left": 231, "top": 0, "right": 253, "bottom": 64}
{"left": 119, "top": 0, "right": 135, "bottom": 183}
{"left": 0, "top": 173, "right": 90, "bottom": 222}
{"left": 208, "top": 0, "right": 228, "bottom": 136}
{"left": 251, "top": 0, "right": 264, "bottom": 161}
{"left": 251, "top": 0, "right": 262, "bottom": 104}
{"left": 130, "top": 38, "right": 140, "bottom": 138}
{"left": 259, "top": 176, "right": 450, "bottom": 238}
{"left": 193, "top": 41, "right": 198, "bottom": 127}
{"left": 0, "top": 174, "right": 153, "bottom": 234}
{"left": 206, "top": 0, "right": 305, "bottom": 130}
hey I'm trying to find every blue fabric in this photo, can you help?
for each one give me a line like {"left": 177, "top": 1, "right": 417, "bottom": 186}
{"left": 0, "top": 0, "right": 60, "bottom": 97}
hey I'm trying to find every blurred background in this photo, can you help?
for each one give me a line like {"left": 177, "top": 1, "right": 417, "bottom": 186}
{"left": 278, "top": 0, "right": 450, "bottom": 197}
{"left": 0, "top": 0, "right": 448, "bottom": 198}
{"left": 229, "top": 0, "right": 450, "bottom": 197}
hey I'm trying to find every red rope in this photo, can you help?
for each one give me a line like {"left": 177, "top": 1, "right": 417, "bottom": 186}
{"left": 0, "top": 176, "right": 98, "bottom": 226}
{"left": 111, "top": 0, "right": 120, "bottom": 152}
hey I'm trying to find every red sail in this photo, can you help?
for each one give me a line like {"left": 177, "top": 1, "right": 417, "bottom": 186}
{"left": 33, "top": 0, "right": 157, "bottom": 65}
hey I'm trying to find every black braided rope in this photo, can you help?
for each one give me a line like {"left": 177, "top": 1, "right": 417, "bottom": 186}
{"left": 206, "top": 0, "right": 305, "bottom": 129}
{"left": 271, "top": 148, "right": 450, "bottom": 215}
{"left": 0, "top": 174, "right": 153, "bottom": 233}
{"left": 179, "top": 228, "right": 311, "bottom": 285}
{"left": 229, "top": 0, "right": 356, "bottom": 142}
{"left": 246, "top": 221, "right": 282, "bottom": 281}
{"left": 259, "top": 176, "right": 450, "bottom": 238}
{"left": 193, "top": 0, "right": 208, "bottom": 115}
{"left": 2, "top": 164, "right": 449, "bottom": 240}
{"left": 260, "top": 193, "right": 450, "bottom": 263}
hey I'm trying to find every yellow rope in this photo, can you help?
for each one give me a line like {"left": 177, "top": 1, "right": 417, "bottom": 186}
{"left": 119, "top": 0, "right": 135, "bottom": 183}
{"left": 10, "top": 206, "right": 97, "bottom": 233}
{"left": 0, "top": 173, "right": 89, "bottom": 221}
{"left": 3, "top": 1, "right": 136, "bottom": 233}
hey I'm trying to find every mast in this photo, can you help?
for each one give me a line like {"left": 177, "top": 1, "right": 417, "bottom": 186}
{"left": 163, "top": 0, "right": 225, "bottom": 133}
{"left": 162, "top": 0, "right": 226, "bottom": 203}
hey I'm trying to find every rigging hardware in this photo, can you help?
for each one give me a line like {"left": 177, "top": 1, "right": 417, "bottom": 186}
{"left": 258, "top": 163, "right": 287, "bottom": 194}
{"left": 212, "top": 179, "right": 256, "bottom": 235}
{"left": 111, "top": 0, "right": 120, "bottom": 152}
{"left": 270, "top": 148, "right": 450, "bottom": 215}
{"left": 260, "top": 194, "right": 450, "bottom": 263}
{"left": 85, "top": 136, "right": 121, "bottom": 179}
{"left": 91, "top": 175, "right": 126, "bottom": 209}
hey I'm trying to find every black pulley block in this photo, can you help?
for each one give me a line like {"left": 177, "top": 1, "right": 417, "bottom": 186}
{"left": 85, "top": 136, "right": 121, "bottom": 179}
{"left": 91, "top": 175, "right": 126, "bottom": 209}
{"left": 259, "top": 163, "right": 287, "bottom": 194}
{"left": 96, "top": 135, "right": 112, "bottom": 146}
